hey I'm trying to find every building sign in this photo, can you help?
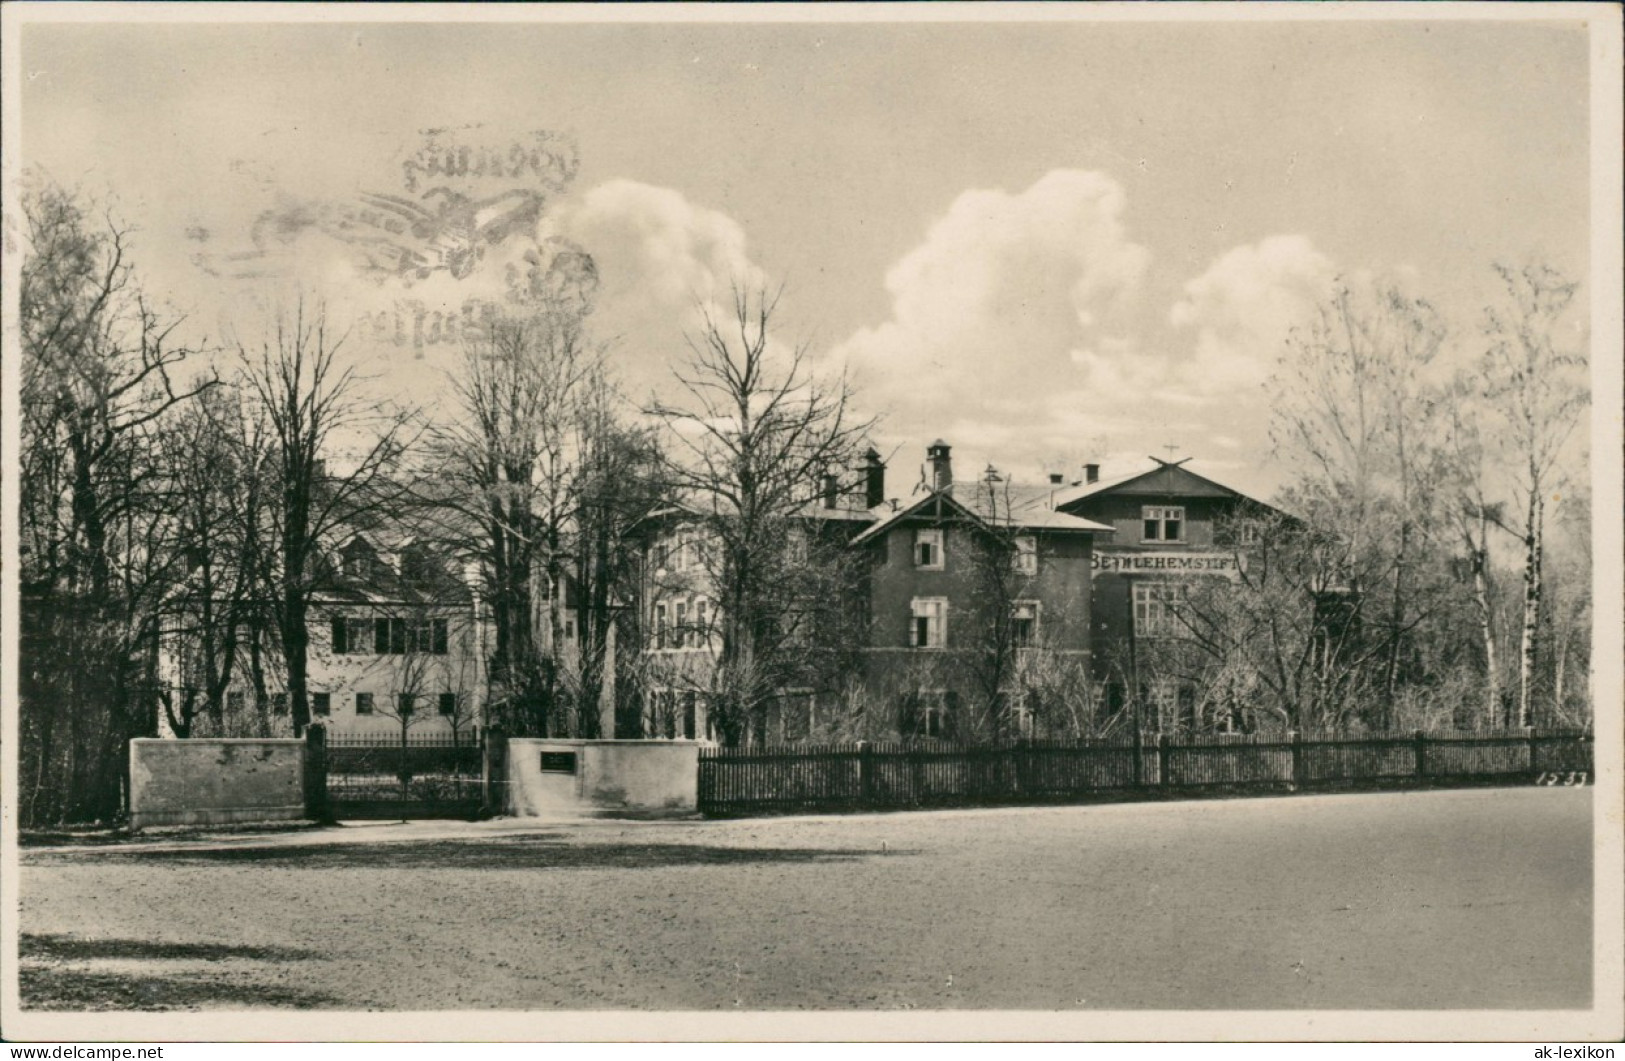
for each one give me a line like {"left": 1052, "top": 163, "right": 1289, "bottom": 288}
{"left": 1092, "top": 551, "right": 1244, "bottom": 579}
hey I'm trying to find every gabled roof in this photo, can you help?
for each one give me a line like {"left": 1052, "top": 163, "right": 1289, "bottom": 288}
{"left": 848, "top": 486, "right": 1111, "bottom": 547}
{"left": 1054, "top": 460, "right": 1283, "bottom": 513}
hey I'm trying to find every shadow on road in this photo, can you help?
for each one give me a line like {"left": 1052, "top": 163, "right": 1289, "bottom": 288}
{"left": 32, "top": 835, "right": 904, "bottom": 870}
{"left": 20, "top": 967, "right": 339, "bottom": 1011}
{"left": 21, "top": 934, "right": 318, "bottom": 963}
{"left": 18, "top": 934, "right": 336, "bottom": 1011}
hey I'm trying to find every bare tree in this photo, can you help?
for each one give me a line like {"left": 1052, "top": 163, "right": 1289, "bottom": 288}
{"left": 18, "top": 178, "right": 215, "bottom": 823}
{"left": 236, "top": 302, "right": 417, "bottom": 736}
{"left": 154, "top": 381, "right": 279, "bottom": 737}
{"left": 1271, "top": 278, "right": 1460, "bottom": 729}
{"left": 1440, "top": 377, "right": 1507, "bottom": 727}
{"left": 429, "top": 303, "right": 599, "bottom": 735}
{"left": 647, "top": 286, "right": 875, "bottom": 746}
{"left": 563, "top": 381, "right": 669, "bottom": 737}
{"left": 1477, "top": 263, "right": 1588, "bottom": 727}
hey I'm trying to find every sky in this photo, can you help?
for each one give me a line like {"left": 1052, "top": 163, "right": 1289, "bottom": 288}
{"left": 14, "top": 9, "right": 1595, "bottom": 501}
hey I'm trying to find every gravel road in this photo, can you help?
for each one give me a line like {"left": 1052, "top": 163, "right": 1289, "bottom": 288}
{"left": 19, "top": 786, "right": 1592, "bottom": 1011}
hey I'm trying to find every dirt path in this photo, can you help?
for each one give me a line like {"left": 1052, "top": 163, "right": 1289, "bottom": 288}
{"left": 18, "top": 787, "right": 1593, "bottom": 1011}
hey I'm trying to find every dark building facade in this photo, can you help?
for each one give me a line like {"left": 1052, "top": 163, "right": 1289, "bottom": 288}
{"left": 637, "top": 441, "right": 1112, "bottom": 743}
{"left": 1054, "top": 458, "right": 1283, "bottom": 734}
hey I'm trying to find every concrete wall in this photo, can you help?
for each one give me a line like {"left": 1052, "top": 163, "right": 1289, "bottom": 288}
{"left": 506, "top": 739, "right": 700, "bottom": 819}
{"left": 129, "top": 738, "right": 307, "bottom": 830}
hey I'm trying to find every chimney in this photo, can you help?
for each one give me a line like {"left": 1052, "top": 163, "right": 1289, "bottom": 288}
{"left": 820, "top": 471, "right": 839, "bottom": 510}
{"left": 1084, "top": 462, "right": 1100, "bottom": 484}
{"left": 1048, "top": 472, "right": 1064, "bottom": 485}
{"left": 864, "top": 448, "right": 886, "bottom": 509}
{"left": 927, "top": 440, "right": 953, "bottom": 495}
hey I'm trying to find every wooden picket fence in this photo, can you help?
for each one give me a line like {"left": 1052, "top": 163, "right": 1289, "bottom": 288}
{"left": 696, "top": 728, "right": 1592, "bottom": 815}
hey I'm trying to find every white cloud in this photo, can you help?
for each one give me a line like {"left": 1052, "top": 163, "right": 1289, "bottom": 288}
{"left": 1168, "top": 234, "right": 1336, "bottom": 394}
{"left": 831, "top": 169, "right": 1153, "bottom": 467}
{"left": 548, "top": 179, "right": 774, "bottom": 398}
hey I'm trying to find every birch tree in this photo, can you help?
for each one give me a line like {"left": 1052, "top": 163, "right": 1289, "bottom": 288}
{"left": 1477, "top": 264, "right": 1588, "bottom": 727}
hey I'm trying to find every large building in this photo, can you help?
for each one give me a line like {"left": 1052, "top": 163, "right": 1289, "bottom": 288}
{"left": 637, "top": 441, "right": 1114, "bottom": 744}
{"left": 158, "top": 446, "right": 1285, "bottom": 744}
{"left": 158, "top": 527, "right": 487, "bottom": 740}
{"left": 1054, "top": 457, "right": 1287, "bottom": 733}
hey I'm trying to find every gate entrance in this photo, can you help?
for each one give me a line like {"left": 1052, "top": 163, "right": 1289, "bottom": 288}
{"left": 312, "top": 730, "right": 491, "bottom": 820}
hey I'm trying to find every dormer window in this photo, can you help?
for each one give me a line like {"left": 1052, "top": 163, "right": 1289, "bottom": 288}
{"left": 1142, "top": 506, "right": 1185, "bottom": 543}
{"left": 914, "top": 528, "right": 944, "bottom": 570}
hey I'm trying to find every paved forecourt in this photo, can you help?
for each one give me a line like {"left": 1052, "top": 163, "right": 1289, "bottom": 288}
{"left": 18, "top": 786, "right": 1592, "bottom": 1011}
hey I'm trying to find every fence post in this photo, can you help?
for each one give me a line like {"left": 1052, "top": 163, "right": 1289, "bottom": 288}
{"left": 1414, "top": 729, "right": 1427, "bottom": 779}
{"left": 1157, "top": 732, "right": 1171, "bottom": 788}
{"left": 1132, "top": 726, "right": 1144, "bottom": 787}
{"left": 304, "top": 722, "right": 330, "bottom": 824}
{"left": 482, "top": 725, "right": 507, "bottom": 817}
{"left": 1289, "top": 729, "right": 1302, "bottom": 790}
{"left": 1525, "top": 725, "right": 1537, "bottom": 777}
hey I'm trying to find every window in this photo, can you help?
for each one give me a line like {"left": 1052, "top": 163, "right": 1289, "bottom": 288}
{"left": 910, "top": 597, "right": 947, "bottom": 648}
{"left": 675, "top": 601, "right": 688, "bottom": 649}
{"left": 1003, "top": 691, "right": 1035, "bottom": 738}
{"left": 644, "top": 688, "right": 690, "bottom": 739}
{"left": 1142, "top": 505, "right": 1185, "bottom": 543}
{"left": 370, "top": 617, "right": 447, "bottom": 655}
{"left": 312, "top": 692, "right": 331, "bottom": 717}
{"left": 786, "top": 529, "right": 809, "bottom": 565}
{"left": 776, "top": 689, "right": 815, "bottom": 743}
{"left": 227, "top": 690, "right": 245, "bottom": 713}
{"left": 654, "top": 603, "right": 668, "bottom": 649}
{"left": 270, "top": 692, "right": 288, "bottom": 714}
{"left": 410, "top": 618, "right": 449, "bottom": 655}
{"left": 1133, "top": 583, "right": 1188, "bottom": 638}
{"left": 355, "top": 692, "right": 374, "bottom": 715}
{"left": 331, "top": 616, "right": 372, "bottom": 654}
{"left": 374, "top": 618, "right": 404, "bottom": 655}
{"left": 1011, "top": 600, "right": 1039, "bottom": 648}
{"left": 681, "top": 691, "right": 698, "bottom": 740}
{"left": 915, "top": 690, "right": 953, "bottom": 739}
{"left": 1013, "top": 535, "right": 1037, "bottom": 575}
{"left": 397, "top": 693, "right": 416, "bottom": 716}
{"left": 438, "top": 693, "right": 457, "bottom": 717}
{"left": 1145, "top": 680, "right": 1180, "bottom": 732}
{"left": 1238, "top": 521, "right": 1261, "bottom": 547}
{"left": 914, "top": 528, "right": 944, "bottom": 569}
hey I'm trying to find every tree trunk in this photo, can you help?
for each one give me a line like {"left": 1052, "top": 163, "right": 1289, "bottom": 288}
{"left": 1472, "top": 551, "right": 1499, "bottom": 729}
{"left": 1517, "top": 491, "right": 1543, "bottom": 729}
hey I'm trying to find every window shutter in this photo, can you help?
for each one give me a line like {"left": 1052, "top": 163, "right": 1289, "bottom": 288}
{"left": 331, "top": 617, "right": 346, "bottom": 654}
{"left": 374, "top": 618, "right": 388, "bottom": 654}
{"left": 433, "top": 619, "right": 448, "bottom": 655}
